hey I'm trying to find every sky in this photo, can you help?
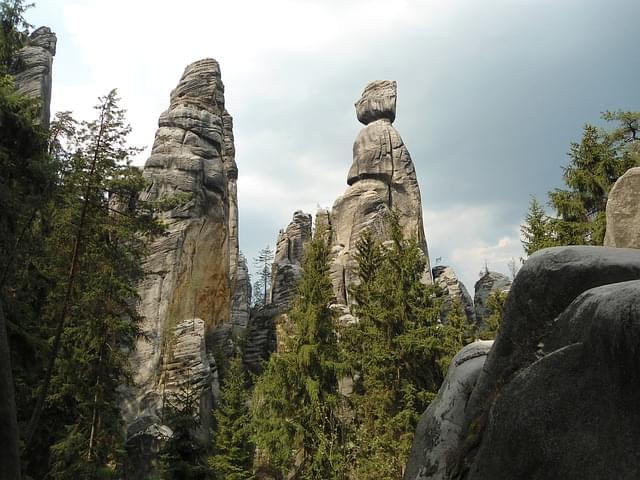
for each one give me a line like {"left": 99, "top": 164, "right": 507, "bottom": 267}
{"left": 28, "top": 0, "right": 640, "bottom": 293}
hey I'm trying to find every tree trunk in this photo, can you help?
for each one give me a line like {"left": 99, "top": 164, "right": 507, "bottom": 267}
{"left": 0, "top": 301, "right": 21, "bottom": 480}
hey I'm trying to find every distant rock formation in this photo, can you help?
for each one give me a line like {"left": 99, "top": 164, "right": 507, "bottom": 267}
{"left": 123, "top": 59, "right": 238, "bottom": 475}
{"left": 13, "top": 26, "right": 56, "bottom": 128}
{"left": 406, "top": 246, "right": 640, "bottom": 480}
{"left": 329, "top": 80, "right": 431, "bottom": 306}
{"left": 473, "top": 271, "right": 511, "bottom": 329}
{"left": 432, "top": 265, "right": 475, "bottom": 323}
{"left": 604, "top": 166, "right": 640, "bottom": 248}
{"left": 231, "top": 253, "right": 251, "bottom": 330}
{"left": 404, "top": 340, "right": 493, "bottom": 480}
{"left": 269, "top": 210, "right": 312, "bottom": 310}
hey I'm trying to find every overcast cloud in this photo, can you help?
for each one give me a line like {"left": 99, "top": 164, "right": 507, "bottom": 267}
{"left": 29, "top": 0, "right": 640, "bottom": 292}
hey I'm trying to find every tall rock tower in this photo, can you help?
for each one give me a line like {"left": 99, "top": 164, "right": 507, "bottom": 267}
{"left": 330, "top": 80, "right": 432, "bottom": 306}
{"left": 123, "top": 59, "right": 240, "bottom": 477}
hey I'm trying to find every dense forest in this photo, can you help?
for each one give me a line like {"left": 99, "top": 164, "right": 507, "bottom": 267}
{"left": 2, "top": 1, "right": 639, "bottom": 479}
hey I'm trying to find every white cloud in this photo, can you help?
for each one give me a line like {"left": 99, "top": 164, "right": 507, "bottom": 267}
{"left": 424, "top": 204, "right": 524, "bottom": 292}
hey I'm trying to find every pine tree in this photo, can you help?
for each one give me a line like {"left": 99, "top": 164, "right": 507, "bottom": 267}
{"left": 209, "top": 356, "right": 254, "bottom": 480}
{"left": 252, "top": 246, "right": 273, "bottom": 307}
{"left": 522, "top": 112, "right": 640, "bottom": 254}
{"left": 251, "top": 227, "right": 345, "bottom": 479}
{"left": 160, "top": 383, "right": 211, "bottom": 480}
{"left": 340, "top": 212, "right": 450, "bottom": 479}
{"left": 18, "top": 90, "right": 163, "bottom": 478}
{"left": 520, "top": 197, "right": 558, "bottom": 256}
{"left": 478, "top": 290, "right": 508, "bottom": 340}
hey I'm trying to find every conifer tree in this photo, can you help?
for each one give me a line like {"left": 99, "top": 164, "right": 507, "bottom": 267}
{"left": 521, "top": 112, "right": 639, "bottom": 254}
{"left": 251, "top": 227, "right": 345, "bottom": 479}
{"left": 19, "top": 90, "right": 163, "bottom": 478}
{"left": 252, "top": 246, "right": 273, "bottom": 307}
{"left": 209, "top": 356, "right": 254, "bottom": 480}
{"left": 160, "top": 383, "right": 211, "bottom": 480}
{"left": 341, "top": 212, "right": 462, "bottom": 479}
{"left": 478, "top": 289, "right": 508, "bottom": 341}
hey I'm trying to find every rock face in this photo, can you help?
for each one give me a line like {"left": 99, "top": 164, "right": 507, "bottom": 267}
{"left": 406, "top": 246, "right": 640, "bottom": 480}
{"left": 269, "top": 210, "right": 312, "bottom": 310}
{"left": 473, "top": 271, "right": 511, "bottom": 329}
{"left": 13, "top": 26, "right": 56, "bottom": 128}
{"left": 330, "top": 80, "right": 431, "bottom": 306}
{"left": 604, "top": 166, "right": 640, "bottom": 248}
{"left": 230, "top": 253, "right": 251, "bottom": 330}
{"left": 124, "top": 59, "right": 238, "bottom": 474}
{"left": 432, "top": 265, "right": 475, "bottom": 323}
{"left": 404, "top": 341, "right": 493, "bottom": 480}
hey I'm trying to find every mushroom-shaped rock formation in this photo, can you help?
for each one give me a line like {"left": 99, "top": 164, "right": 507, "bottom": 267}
{"left": 330, "top": 81, "right": 431, "bottom": 306}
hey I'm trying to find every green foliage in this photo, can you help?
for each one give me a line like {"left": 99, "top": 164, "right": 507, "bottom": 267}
{"left": 340, "top": 212, "right": 466, "bottom": 479}
{"left": 0, "top": 0, "right": 32, "bottom": 74}
{"left": 209, "top": 356, "right": 255, "bottom": 480}
{"left": 252, "top": 246, "right": 273, "bottom": 307}
{"left": 160, "top": 384, "right": 211, "bottom": 480}
{"left": 522, "top": 112, "right": 640, "bottom": 254}
{"left": 478, "top": 289, "right": 508, "bottom": 340}
{"left": 251, "top": 227, "right": 345, "bottom": 479}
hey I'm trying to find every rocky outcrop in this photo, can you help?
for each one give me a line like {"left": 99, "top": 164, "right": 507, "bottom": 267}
{"left": 433, "top": 266, "right": 475, "bottom": 323}
{"left": 604, "top": 166, "right": 640, "bottom": 248}
{"left": 124, "top": 59, "right": 237, "bottom": 474}
{"left": 473, "top": 271, "right": 511, "bottom": 329}
{"left": 406, "top": 246, "right": 640, "bottom": 480}
{"left": 404, "top": 341, "right": 493, "bottom": 480}
{"left": 329, "top": 80, "right": 431, "bottom": 306}
{"left": 269, "top": 210, "right": 312, "bottom": 310}
{"left": 231, "top": 253, "right": 251, "bottom": 330}
{"left": 13, "top": 26, "right": 56, "bottom": 128}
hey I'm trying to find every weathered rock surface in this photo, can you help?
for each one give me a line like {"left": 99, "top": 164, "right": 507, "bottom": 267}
{"left": 404, "top": 340, "right": 492, "bottom": 480}
{"left": 13, "top": 26, "right": 56, "bottom": 128}
{"left": 230, "top": 253, "right": 251, "bottom": 330}
{"left": 437, "top": 246, "right": 640, "bottom": 480}
{"left": 124, "top": 59, "right": 237, "bottom": 474}
{"left": 604, "top": 166, "right": 640, "bottom": 248}
{"left": 269, "top": 210, "right": 312, "bottom": 310}
{"left": 433, "top": 265, "right": 475, "bottom": 323}
{"left": 329, "top": 80, "right": 431, "bottom": 306}
{"left": 473, "top": 271, "right": 511, "bottom": 329}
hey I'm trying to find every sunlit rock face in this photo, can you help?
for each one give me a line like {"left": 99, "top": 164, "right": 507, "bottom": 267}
{"left": 123, "top": 58, "right": 238, "bottom": 476}
{"left": 330, "top": 80, "right": 432, "bottom": 306}
{"left": 433, "top": 265, "right": 475, "bottom": 324}
{"left": 604, "top": 166, "right": 640, "bottom": 249}
{"left": 269, "top": 210, "right": 313, "bottom": 310}
{"left": 13, "top": 26, "right": 57, "bottom": 128}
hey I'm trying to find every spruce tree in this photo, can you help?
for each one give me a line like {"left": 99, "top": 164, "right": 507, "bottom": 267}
{"left": 19, "top": 90, "right": 162, "bottom": 478}
{"left": 341, "top": 212, "right": 463, "bottom": 479}
{"left": 160, "top": 384, "right": 211, "bottom": 480}
{"left": 209, "top": 356, "right": 254, "bottom": 480}
{"left": 252, "top": 246, "right": 273, "bottom": 307}
{"left": 251, "top": 227, "right": 345, "bottom": 479}
{"left": 521, "top": 111, "right": 639, "bottom": 254}
{"left": 478, "top": 289, "right": 508, "bottom": 341}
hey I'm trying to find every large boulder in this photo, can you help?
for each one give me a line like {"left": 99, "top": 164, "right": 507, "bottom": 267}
{"left": 13, "top": 26, "right": 56, "bottom": 128}
{"left": 404, "top": 341, "right": 493, "bottom": 480}
{"left": 467, "top": 280, "right": 640, "bottom": 480}
{"left": 124, "top": 59, "right": 238, "bottom": 475}
{"left": 449, "top": 246, "right": 640, "bottom": 479}
{"left": 604, "top": 166, "right": 640, "bottom": 248}
{"left": 329, "top": 80, "right": 431, "bottom": 307}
